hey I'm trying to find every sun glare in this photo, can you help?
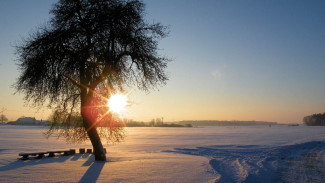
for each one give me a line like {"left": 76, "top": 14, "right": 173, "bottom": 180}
{"left": 107, "top": 94, "right": 127, "bottom": 114}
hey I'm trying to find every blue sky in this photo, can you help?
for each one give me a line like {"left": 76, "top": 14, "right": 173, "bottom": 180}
{"left": 1, "top": 0, "right": 325, "bottom": 123}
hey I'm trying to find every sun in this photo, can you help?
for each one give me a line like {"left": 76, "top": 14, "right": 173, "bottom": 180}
{"left": 107, "top": 94, "right": 127, "bottom": 114}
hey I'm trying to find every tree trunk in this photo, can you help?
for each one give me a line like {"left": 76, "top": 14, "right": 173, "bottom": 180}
{"left": 82, "top": 116, "right": 107, "bottom": 161}
{"left": 81, "top": 90, "right": 107, "bottom": 161}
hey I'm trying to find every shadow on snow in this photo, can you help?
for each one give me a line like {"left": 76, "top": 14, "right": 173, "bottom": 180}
{"left": 0, "top": 154, "right": 106, "bottom": 183}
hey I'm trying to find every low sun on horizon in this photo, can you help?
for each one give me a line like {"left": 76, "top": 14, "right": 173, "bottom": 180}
{"left": 107, "top": 94, "right": 128, "bottom": 114}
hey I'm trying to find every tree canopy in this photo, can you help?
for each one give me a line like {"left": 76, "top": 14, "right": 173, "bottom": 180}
{"left": 16, "top": 0, "right": 168, "bottom": 109}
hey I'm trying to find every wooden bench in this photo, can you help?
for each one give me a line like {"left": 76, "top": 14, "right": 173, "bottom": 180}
{"left": 18, "top": 149, "right": 78, "bottom": 160}
{"left": 18, "top": 152, "right": 48, "bottom": 160}
{"left": 47, "top": 150, "right": 71, "bottom": 157}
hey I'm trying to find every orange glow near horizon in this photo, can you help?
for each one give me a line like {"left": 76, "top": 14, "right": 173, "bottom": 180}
{"left": 107, "top": 94, "right": 128, "bottom": 114}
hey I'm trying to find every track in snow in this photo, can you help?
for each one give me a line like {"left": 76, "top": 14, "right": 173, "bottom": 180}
{"left": 167, "top": 141, "right": 325, "bottom": 183}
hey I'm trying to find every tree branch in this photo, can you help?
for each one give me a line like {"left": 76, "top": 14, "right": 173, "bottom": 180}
{"left": 63, "top": 74, "right": 83, "bottom": 89}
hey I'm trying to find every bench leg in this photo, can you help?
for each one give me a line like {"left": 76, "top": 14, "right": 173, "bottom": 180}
{"left": 36, "top": 154, "right": 44, "bottom": 159}
{"left": 48, "top": 152, "right": 55, "bottom": 157}
{"left": 20, "top": 155, "right": 29, "bottom": 160}
{"left": 70, "top": 149, "right": 76, "bottom": 155}
{"left": 86, "top": 149, "right": 92, "bottom": 154}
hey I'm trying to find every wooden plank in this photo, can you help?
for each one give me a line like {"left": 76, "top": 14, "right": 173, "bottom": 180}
{"left": 18, "top": 152, "right": 48, "bottom": 160}
{"left": 19, "top": 152, "right": 47, "bottom": 156}
{"left": 47, "top": 150, "right": 71, "bottom": 157}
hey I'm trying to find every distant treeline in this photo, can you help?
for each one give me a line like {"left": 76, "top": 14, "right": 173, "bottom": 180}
{"left": 177, "top": 120, "right": 277, "bottom": 126}
{"left": 126, "top": 121, "right": 192, "bottom": 127}
{"left": 303, "top": 113, "right": 325, "bottom": 126}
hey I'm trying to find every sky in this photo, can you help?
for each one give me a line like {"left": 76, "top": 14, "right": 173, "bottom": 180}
{"left": 1, "top": 0, "right": 325, "bottom": 123}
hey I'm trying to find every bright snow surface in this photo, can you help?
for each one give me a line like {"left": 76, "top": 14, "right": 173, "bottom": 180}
{"left": 1, "top": 125, "right": 325, "bottom": 183}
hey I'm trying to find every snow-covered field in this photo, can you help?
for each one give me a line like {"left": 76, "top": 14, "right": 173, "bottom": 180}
{"left": 1, "top": 125, "right": 325, "bottom": 183}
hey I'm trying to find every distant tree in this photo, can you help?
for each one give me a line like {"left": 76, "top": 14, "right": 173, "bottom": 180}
{"left": 155, "top": 117, "right": 163, "bottom": 126}
{"left": 0, "top": 114, "right": 8, "bottom": 123}
{"left": 149, "top": 119, "right": 156, "bottom": 126}
{"left": 15, "top": 0, "right": 169, "bottom": 161}
{"left": 303, "top": 113, "right": 325, "bottom": 126}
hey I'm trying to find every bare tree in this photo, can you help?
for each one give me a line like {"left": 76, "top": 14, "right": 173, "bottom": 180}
{"left": 0, "top": 114, "right": 8, "bottom": 123}
{"left": 15, "top": 0, "right": 169, "bottom": 161}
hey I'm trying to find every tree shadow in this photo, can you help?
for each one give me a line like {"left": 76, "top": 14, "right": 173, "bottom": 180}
{"left": 0, "top": 149, "right": 8, "bottom": 152}
{"left": 79, "top": 156, "right": 106, "bottom": 183}
{"left": 0, "top": 155, "right": 72, "bottom": 172}
{"left": 82, "top": 155, "right": 94, "bottom": 167}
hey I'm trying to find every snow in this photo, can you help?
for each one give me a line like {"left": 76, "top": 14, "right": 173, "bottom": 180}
{"left": 1, "top": 125, "right": 325, "bottom": 182}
